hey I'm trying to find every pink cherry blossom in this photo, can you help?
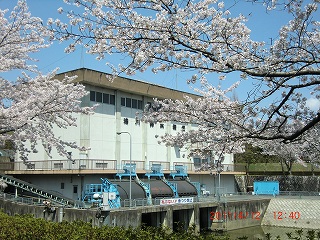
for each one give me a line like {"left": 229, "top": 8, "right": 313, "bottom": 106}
{"left": 0, "top": 1, "right": 94, "bottom": 162}
{"left": 48, "top": 0, "right": 320, "bottom": 165}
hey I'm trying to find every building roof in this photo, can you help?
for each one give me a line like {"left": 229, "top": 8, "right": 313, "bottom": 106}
{"left": 56, "top": 68, "right": 198, "bottom": 100}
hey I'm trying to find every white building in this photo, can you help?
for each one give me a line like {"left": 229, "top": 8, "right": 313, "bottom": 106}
{"left": 4, "top": 68, "right": 244, "bottom": 200}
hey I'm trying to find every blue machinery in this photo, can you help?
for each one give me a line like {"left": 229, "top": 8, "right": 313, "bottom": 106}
{"left": 83, "top": 178, "right": 121, "bottom": 209}
{"left": 0, "top": 165, "right": 199, "bottom": 210}
{"left": 82, "top": 164, "right": 200, "bottom": 209}
{"left": 169, "top": 165, "right": 188, "bottom": 179}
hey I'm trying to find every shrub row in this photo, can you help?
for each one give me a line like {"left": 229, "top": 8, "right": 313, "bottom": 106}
{"left": 2, "top": 211, "right": 319, "bottom": 239}
{"left": 0, "top": 211, "right": 230, "bottom": 240}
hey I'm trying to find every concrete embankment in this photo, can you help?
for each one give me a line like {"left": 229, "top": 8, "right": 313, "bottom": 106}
{"left": 262, "top": 198, "right": 320, "bottom": 229}
{"left": 0, "top": 196, "right": 101, "bottom": 226}
{"left": 213, "top": 197, "right": 320, "bottom": 230}
{"left": 1, "top": 195, "right": 319, "bottom": 231}
{"left": 0, "top": 195, "right": 269, "bottom": 231}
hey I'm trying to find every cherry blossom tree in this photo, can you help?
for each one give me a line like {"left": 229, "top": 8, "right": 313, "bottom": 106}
{"left": 256, "top": 123, "right": 320, "bottom": 171}
{"left": 49, "top": 0, "right": 319, "bottom": 163}
{"left": 0, "top": 1, "right": 93, "bottom": 162}
{"left": 141, "top": 81, "right": 246, "bottom": 155}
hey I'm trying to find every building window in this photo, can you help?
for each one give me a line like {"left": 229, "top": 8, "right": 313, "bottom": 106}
{"left": 160, "top": 124, "right": 164, "bottom": 129}
{"left": 173, "top": 124, "right": 176, "bottom": 130}
{"left": 193, "top": 158, "right": 209, "bottom": 168}
{"left": 121, "top": 97, "right": 143, "bottom": 110}
{"left": 96, "top": 162, "right": 108, "bottom": 168}
{"left": 150, "top": 122, "right": 154, "bottom": 128}
{"left": 110, "top": 95, "right": 115, "bottom": 105}
{"left": 148, "top": 102, "right": 162, "bottom": 111}
{"left": 132, "top": 99, "right": 138, "bottom": 109}
{"left": 103, "top": 93, "right": 109, "bottom": 104}
{"left": 61, "top": 183, "right": 65, "bottom": 189}
{"left": 90, "top": 91, "right": 96, "bottom": 101}
{"left": 121, "top": 97, "right": 125, "bottom": 106}
{"left": 123, "top": 118, "right": 128, "bottom": 125}
{"left": 73, "top": 185, "right": 78, "bottom": 194}
{"left": 26, "top": 163, "right": 35, "bottom": 170}
{"left": 126, "top": 98, "right": 131, "bottom": 108}
{"left": 193, "top": 158, "right": 201, "bottom": 168}
{"left": 96, "top": 92, "right": 102, "bottom": 102}
{"left": 182, "top": 126, "right": 186, "bottom": 131}
{"left": 90, "top": 91, "right": 115, "bottom": 105}
{"left": 54, "top": 163, "right": 63, "bottom": 169}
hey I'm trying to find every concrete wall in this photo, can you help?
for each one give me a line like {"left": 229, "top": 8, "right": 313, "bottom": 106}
{"left": 0, "top": 195, "right": 273, "bottom": 232}
{"left": 0, "top": 197, "right": 100, "bottom": 226}
{"left": 2, "top": 194, "right": 320, "bottom": 231}
{"left": 0, "top": 196, "right": 205, "bottom": 231}
{"left": 102, "top": 204, "right": 202, "bottom": 232}
{"left": 210, "top": 199, "right": 270, "bottom": 231}
{"left": 189, "top": 174, "right": 236, "bottom": 196}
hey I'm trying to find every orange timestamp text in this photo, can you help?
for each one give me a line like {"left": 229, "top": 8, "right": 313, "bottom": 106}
{"left": 210, "top": 211, "right": 261, "bottom": 221}
{"left": 210, "top": 211, "right": 301, "bottom": 221}
{"left": 273, "top": 211, "right": 301, "bottom": 220}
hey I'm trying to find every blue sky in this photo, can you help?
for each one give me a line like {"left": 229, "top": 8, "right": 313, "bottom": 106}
{"left": 1, "top": 0, "right": 317, "bottom": 108}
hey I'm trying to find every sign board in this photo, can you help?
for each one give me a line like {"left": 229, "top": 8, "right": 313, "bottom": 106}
{"left": 160, "top": 197, "right": 194, "bottom": 205}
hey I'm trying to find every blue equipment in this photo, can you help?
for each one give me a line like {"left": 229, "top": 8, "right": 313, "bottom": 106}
{"left": 254, "top": 181, "right": 279, "bottom": 196}
{"left": 116, "top": 163, "right": 136, "bottom": 180}
{"left": 145, "top": 164, "right": 164, "bottom": 179}
{"left": 169, "top": 165, "right": 188, "bottom": 179}
{"left": 82, "top": 178, "right": 121, "bottom": 209}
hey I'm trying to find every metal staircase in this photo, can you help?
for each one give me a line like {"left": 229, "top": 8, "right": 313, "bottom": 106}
{"left": 0, "top": 173, "right": 80, "bottom": 208}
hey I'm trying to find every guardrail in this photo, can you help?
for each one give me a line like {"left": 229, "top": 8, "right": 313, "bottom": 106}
{"left": 0, "top": 192, "right": 47, "bottom": 206}
{"left": 10, "top": 159, "right": 117, "bottom": 171}
{"left": 2, "top": 191, "right": 320, "bottom": 209}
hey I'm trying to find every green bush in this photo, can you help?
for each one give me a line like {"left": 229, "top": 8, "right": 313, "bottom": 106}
{"left": 3, "top": 211, "right": 318, "bottom": 240}
{"left": 0, "top": 211, "right": 233, "bottom": 240}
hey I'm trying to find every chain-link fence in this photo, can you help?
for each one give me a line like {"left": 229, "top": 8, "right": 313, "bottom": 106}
{"left": 235, "top": 175, "right": 320, "bottom": 193}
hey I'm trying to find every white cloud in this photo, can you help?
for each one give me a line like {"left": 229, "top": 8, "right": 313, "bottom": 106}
{"left": 306, "top": 98, "right": 320, "bottom": 110}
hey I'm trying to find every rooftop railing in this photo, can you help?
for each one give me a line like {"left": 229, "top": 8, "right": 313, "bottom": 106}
{"left": 2, "top": 159, "right": 244, "bottom": 173}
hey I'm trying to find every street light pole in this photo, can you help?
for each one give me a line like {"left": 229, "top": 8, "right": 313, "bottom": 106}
{"left": 216, "top": 156, "right": 224, "bottom": 202}
{"left": 117, "top": 131, "right": 132, "bottom": 207}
